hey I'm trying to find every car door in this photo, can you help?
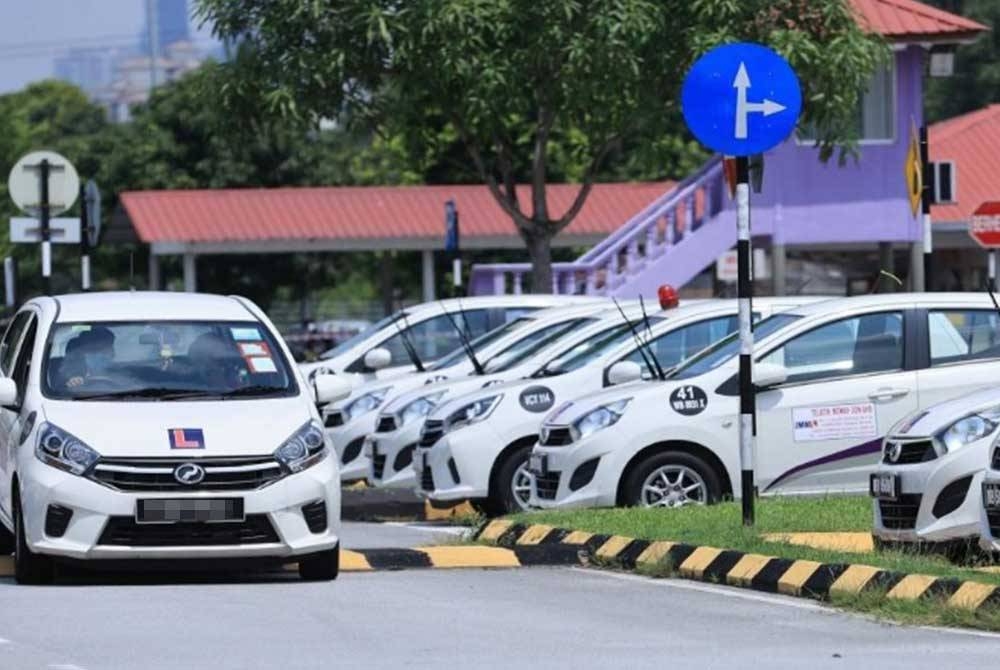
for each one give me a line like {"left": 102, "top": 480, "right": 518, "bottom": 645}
{"left": 754, "top": 309, "right": 919, "bottom": 495}
{"left": 0, "top": 311, "right": 36, "bottom": 518}
{"left": 915, "top": 307, "right": 1000, "bottom": 408}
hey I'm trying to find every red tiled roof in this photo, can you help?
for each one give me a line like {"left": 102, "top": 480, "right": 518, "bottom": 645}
{"left": 850, "top": 0, "right": 988, "bottom": 41}
{"left": 931, "top": 105, "right": 1000, "bottom": 224}
{"left": 120, "top": 182, "right": 673, "bottom": 246}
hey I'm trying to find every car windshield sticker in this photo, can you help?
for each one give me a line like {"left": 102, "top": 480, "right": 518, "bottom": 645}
{"left": 238, "top": 342, "right": 270, "bottom": 357}
{"left": 670, "top": 385, "right": 708, "bottom": 416}
{"left": 169, "top": 428, "right": 205, "bottom": 449}
{"left": 230, "top": 326, "right": 262, "bottom": 341}
{"left": 519, "top": 385, "right": 555, "bottom": 413}
{"left": 793, "top": 403, "right": 877, "bottom": 442}
{"left": 247, "top": 356, "right": 278, "bottom": 373}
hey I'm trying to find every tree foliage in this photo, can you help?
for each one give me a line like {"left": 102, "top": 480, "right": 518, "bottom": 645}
{"left": 197, "top": 0, "right": 885, "bottom": 291}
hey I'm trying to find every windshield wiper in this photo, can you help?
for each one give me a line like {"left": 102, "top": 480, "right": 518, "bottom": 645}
{"left": 440, "top": 302, "right": 485, "bottom": 375}
{"left": 393, "top": 311, "right": 426, "bottom": 372}
{"left": 219, "top": 385, "right": 284, "bottom": 398}
{"left": 73, "top": 387, "right": 218, "bottom": 401}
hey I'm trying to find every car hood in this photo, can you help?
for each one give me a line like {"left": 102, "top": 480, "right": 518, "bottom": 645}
{"left": 382, "top": 373, "right": 503, "bottom": 414}
{"left": 544, "top": 380, "right": 653, "bottom": 425}
{"left": 897, "top": 385, "right": 1000, "bottom": 437}
{"left": 40, "top": 397, "right": 313, "bottom": 458}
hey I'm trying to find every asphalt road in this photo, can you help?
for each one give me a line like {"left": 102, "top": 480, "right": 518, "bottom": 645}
{"left": 0, "top": 523, "right": 996, "bottom": 670}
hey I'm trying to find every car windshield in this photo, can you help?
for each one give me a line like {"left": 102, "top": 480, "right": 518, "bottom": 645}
{"left": 428, "top": 317, "right": 533, "bottom": 371}
{"left": 42, "top": 321, "right": 296, "bottom": 401}
{"left": 669, "top": 314, "right": 801, "bottom": 380}
{"left": 483, "top": 318, "right": 596, "bottom": 373}
{"left": 534, "top": 320, "right": 656, "bottom": 377}
{"left": 319, "top": 311, "right": 402, "bottom": 360}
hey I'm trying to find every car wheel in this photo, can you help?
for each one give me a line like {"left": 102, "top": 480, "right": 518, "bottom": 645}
{"left": 298, "top": 544, "right": 340, "bottom": 581}
{"left": 486, "top": 446, "right": 533, "bottom": 516}
{"left": 13, "top": 490, "right": 53, "bottom": 585}
{"left": 623, "top": 451, "right": 721, "bottom": 508}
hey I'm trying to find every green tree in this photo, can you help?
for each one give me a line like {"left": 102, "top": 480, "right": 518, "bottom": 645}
{"left": 196, "top": 0, "right": 885, "bottom": 292}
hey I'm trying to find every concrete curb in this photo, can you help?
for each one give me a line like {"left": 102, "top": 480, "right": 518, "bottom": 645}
{"left": 476, "top": 520, "right": 1000, "bottom": 613}
{"left": 339, "top": 544, "right": 582, "bottom": 572}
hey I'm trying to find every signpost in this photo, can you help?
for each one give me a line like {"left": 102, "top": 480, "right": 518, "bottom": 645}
{"left": 7, "top": 150, "right": 80, "bottom": 295}
{"left": 970, "top": 201, "right": 1000, "bottom": 290}
{"left": 682, "top": 42, "right": 801, "bottom": 526}
{"left": 81, "top": 180, "right": 101, "bottom": 291}
{"left": 445, "top": 199, "right": 462, "bottom": 294}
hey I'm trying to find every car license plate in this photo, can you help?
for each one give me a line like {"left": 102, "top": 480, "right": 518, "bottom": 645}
{"left": 869, "top": 472, "right": 899, "bottom": 501}
{"left": 984, "top": 483, "right": 1000, "bottom": 509}
{"left": 363, "top": 438, "right": 377, "bottom": 459}
{"left": 136, "top": 498, "right": 245, "bottom": 524}
{"left": 528, "top": 453, "right": 547, "bottom": 477}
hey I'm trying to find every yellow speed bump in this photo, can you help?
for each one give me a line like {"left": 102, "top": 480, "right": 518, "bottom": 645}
{"left": 777, "top": 560, "right": 822, "bottom": 596}
{"left": 478, "top": 520, "right": 514, "bottom": 543}
{"left": 726, "top": 553, "right": 773, "bottom": 587}
{"left": 419, "top": 546, "right": 520, "bottom": 569}
{"left": 596, "top": 536, "right": 634, "bottom": 560}
{"left": 678, "top": 546, "right": 722, "bottom": 579}
{"left": 948, "top": 581, "right": 997, "bottom": 610}
{"left": 424, "top": 500, "right": 476, "bottom": 521}
{"left": 829, "top": 564, "right": 881, "bottom": 597}
{"left": 887, "top": 574, "right": 937, "bottom": 601}
{"left": 763, "top": 532, "right": 873, "bottom": 554}
{"left": 517, "top": 525, "right": 555, "bottom": 546}
{"left": 635, "top": 541, "right": 674, "bottom": 568}
{"left": 340, "top": 550, "right": 374, "bottom": 572}
{"left": 561, "top": 530, "right": 594, "bottom": 545}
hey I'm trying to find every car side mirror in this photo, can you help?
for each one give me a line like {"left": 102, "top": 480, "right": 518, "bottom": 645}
{"left": 313, "top": 374, "right": 352, "bottom": 406}
{"left": 0, "top": 378, "right": 17, "bottom": 408}
{"left": 363, "top": 347, "right": 392, "bottom": 371}
{"left": 754, "top": 362, "right": 788, "bottom": 389}
{"left": 607, "top": 361, "right": 644, "bottom": 386}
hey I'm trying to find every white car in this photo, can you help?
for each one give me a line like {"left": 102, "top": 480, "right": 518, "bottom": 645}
{"left": 414, "top": 297, "right": 819, "bottom": 513}
{"left": 0, "top": 292, "right": 352, "bottom": 584}
{"left": 325, "top": 302, "right": 613, "bottom": 481}
{"left": 529, "top": 293, "right": 1000, "bottom": 511}
{"left": 298, "top": 295, "right": 595, "bottom": 386}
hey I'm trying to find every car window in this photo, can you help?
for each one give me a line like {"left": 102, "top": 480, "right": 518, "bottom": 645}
{"left": 483, "top": 318, "right": 596, "bottom": 373}
{"left": 375, "top": 309, "right": 490, "bottom": 366}
{"left": 534, "top": 323, "right": 638, "bottom": 377}
{"left": 618, "top": 316, "right": 738, "bottom": 376}
{"left": 428, "top": 317, "right": 533, "bottom": 371}
{"left": 11, "top": 316, "right": 37, "bottom": 404}
{"left": 319, "top": 311, "right": 403, "bottom": 360}
{"left": 0, "top": 312, "right": 31, "bottom": 377}
{"left": 502, "top": 307, "right": 541, "bottom": 321}
{"left": 671, "top": 314, "right": 801, "bottom": 380}
{"left": 929, "top": 310, "right": 1000, "bottom": 365}
{"left": 759, "top": 311, "right": 903, "bottom": 384}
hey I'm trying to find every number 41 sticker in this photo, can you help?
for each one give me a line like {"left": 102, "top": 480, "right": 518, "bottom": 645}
{"left": 670, "top": 385, "right": 708, "bottom": 416}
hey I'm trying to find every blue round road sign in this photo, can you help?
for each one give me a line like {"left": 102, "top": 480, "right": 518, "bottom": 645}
{"left": 681, "top": 42, "right": 801, "bottom": 156}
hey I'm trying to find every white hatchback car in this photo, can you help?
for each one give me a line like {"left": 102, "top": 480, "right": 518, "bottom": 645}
{"left": 0, "top": 292, "right": 351, "bottom": 584}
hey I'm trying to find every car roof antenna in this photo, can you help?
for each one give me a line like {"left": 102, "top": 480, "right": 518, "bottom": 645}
{"left": 639, "top": 295, "right": 666, "bottom": 380}
{"left": 440, "top": 302, "right": 485, "bottom": 375}
{"left": 984, "top": 279, "right": 1000, "bottom": 320}
{"left": 612, "top": 297, "right": 658, "bottom": 382}
{"left": 393, "top": 306, "right": 425, "bottom": 372}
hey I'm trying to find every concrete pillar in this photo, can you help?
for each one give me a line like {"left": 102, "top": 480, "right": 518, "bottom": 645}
{"left": 421, "top": 250, "right": 435, "bottom": 303}
{"left": 878, "top": 242, "right": 894, "bottom": 292}
{"left": 148, "top": 253, "right": 160, "bottom": 291}
{"left": 182, "top": 252, "right": 197, "bottom": 293}
{"left": 772, "top": 243, "right": 786, "bottom": 296}
{"left": 910, "top": 242, "right": 924, "bottom": 292}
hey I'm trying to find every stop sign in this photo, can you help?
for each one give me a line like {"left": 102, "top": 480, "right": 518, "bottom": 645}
{"left": 969, "top": 202, "right": 1000, "bottom": 248}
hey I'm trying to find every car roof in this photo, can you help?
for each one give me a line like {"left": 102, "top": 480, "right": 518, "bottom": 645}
{"left": 404, "top": 295, "right": 600, "bottom": 315}
{"left": 40, "top": 292, "right": 257, "bottom": 323}
{"left": 781, "top": 292, "right": 999, "bottom": 319}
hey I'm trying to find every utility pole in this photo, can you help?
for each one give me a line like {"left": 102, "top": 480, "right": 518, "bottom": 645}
{"left": 39, "top": 159, "right": 52, "bottom": 296}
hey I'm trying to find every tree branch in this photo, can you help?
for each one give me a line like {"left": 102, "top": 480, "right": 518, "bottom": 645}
{"left": 530, "top": 104, "right": 556, "bottom": 223}
{"left": 451, "top": 116, "right": 530, "bottom": 230}
{"left": 552, "top": 135, "right": 621, "bottom": 234}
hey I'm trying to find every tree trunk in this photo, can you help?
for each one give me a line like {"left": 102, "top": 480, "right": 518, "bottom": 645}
{"left": 526, "top": 230, "right": 554, "bottom": 293}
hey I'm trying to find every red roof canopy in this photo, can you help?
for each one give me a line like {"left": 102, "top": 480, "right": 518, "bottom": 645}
{"left": 850, "top": 0, "right": 987, "bottom": 41}
{"left": 120, "top": 182, "right": 673, "bottom": 249}
{"left": 931, "top": 105, "right": 1000, "bottom": 224}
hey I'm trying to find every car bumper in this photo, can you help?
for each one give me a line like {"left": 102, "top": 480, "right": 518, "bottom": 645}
{"left": 413, "top": 423, "right": 502, "bottom": 502}
{"left": 871, "top": 440, "right": 988, "bottom": 545}
{"left": 327, "top": 417, "right": 375, "bottom": 482}
{"left": 527, "top": 430, "right": 619, "bottom": 510}
{"left": 20, "top": 455, "right": 341, "bottom": 561}
{"left": 365, "top": 424, "right": 420, "bottom": 489}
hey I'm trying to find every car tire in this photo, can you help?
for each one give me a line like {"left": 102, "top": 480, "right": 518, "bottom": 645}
{"left": 13, "top": 490, "right": 54, "bottom": 585}
{"left": 485, "top": 446, "right": 533, "bottom": 516}
{"left": 298, "top": 544, "right": 340, "bottom": 581}
{"left": 622, "top": 450, "right": 722, "bottom": 508}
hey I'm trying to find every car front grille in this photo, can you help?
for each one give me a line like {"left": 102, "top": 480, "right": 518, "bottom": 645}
{"left": 534, "top": 471, "right": 561, "bottom": 500}
{"left": 376, "top": 415, "right": 397, "bottom": 433}
{"left": 988, "top": 509, "right": 1000, "bottom": 539}
{"left": 97, "top": 515, "right": 280, "bottom": 546}
{"left": 541, "top": 427, "right": 573, "bottom": 447}
{"left": 883, "top": 439, "right": 937, "bottom": 465}
{"left": 992, "top": 447, "right": 1000, "bottom": 470}
{"left": 90, "top": 456, "right": 283, "bottom": 492}
{"left": 421, "top": 466, "right": 435, "bottom": 491}
{"left": 419, "top": 420, "right": 444, "bottom": 447}
{"left": 879, "top": 494, "right": 922, "bottom": 530}
{"left": 372, "top": 451, "right": 387, "bottom": 479}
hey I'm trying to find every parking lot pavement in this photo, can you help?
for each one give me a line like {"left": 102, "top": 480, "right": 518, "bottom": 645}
{"left": 0, "top": 566, "right": 997, "bottom": 669}
{"left": 339, "top": 520, "right": 468, "bottom": 549}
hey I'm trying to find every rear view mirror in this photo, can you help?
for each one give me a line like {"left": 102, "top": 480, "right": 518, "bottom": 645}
{"left": 754, "top": 363, "right": 788, "bottom": 389}
{"left": 313, "top": 374, "right": 352, "bottom": 406}
{"left": 0, "top": 378, "right": 17, "bottom": 408}
{"left": 364, "top": 348, "right": 392, "bottom": 371}
{"left": 607, "top": 361, "right": 644, "bottom": 386}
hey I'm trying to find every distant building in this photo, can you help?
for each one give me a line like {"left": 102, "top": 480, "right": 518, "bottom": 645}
{"left": 97, "top": 41, "right": 204, "bottom": 122}
{"left": 53, "top": 47, "right": 114, "bottom": 97}
{"left": 140, "top": 0, "right": 191, "bottom": 54}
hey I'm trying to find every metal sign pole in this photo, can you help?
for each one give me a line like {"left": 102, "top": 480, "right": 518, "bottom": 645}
{"left": 920, "top": 126, "right": 932, "bottom": 290}
{"left": 39, "top": 159, "right": 52, "bottom": 295}
{"left": 991, "top": 251, "right": 998, "bottom": 292}
{"left": 80, "top": 183, "right": 91, "bottom": 291}
{"left": 4, "top": 257, "right": 16, "bottom": 309}
{"left": 735, "top": 156, "right": 755, "bottom": 526}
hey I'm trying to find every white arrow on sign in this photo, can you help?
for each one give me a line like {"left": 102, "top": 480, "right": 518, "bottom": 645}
{"left": 733, "top": 63, "right": 787, "bottom": 140}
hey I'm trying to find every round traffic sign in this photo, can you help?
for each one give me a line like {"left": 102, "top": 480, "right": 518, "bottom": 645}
{"left": 7, "top": 150, "right": 80, "bottom": 217}
{"left": 681, "top": 42, "right": 802, "bottom": 156}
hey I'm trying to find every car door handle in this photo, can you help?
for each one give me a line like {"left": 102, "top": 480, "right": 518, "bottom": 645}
{"left": 868, "top": 387, "right": 910, "bottom": 401}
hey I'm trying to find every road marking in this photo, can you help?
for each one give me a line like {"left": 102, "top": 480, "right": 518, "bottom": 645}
{"left": 420, "top": 546, "right": 521, "bottom": 569}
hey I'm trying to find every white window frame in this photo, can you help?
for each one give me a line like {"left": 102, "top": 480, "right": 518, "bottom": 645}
{"left": 796, "top": 58, "right": 897, "bottom": 147}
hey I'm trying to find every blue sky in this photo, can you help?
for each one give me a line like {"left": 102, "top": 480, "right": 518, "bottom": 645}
{"left": 0, "top": 0, "right": 216, "bottom": 93}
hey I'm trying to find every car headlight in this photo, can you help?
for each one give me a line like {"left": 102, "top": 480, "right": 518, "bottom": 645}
{"left": 444, "top": 395, "right": 502, "bottom": 433}
{"left": 36, "top": 423, "right": 100, "bottom": 476}
{"left": 274, "top": 420, "right": 328, "bottom": 473}
{"left": 573, "top": 399, "right": 631, "bottom": 440}
{"left": 939, "top": 408, "right": 1000, "bottom": 453}
{"left": 398, "top": 392, "right": 446, "bottom": 426}
{"left": 344, "top": 387, "right": 392, "bottom": 421}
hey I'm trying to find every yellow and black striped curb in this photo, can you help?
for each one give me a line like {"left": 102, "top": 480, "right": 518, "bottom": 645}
{"left": 477, "top": 520, "right": 1000, "bottom": 612}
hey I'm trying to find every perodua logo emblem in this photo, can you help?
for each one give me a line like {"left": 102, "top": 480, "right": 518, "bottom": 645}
{"left": 174, "top": 462, "right": 206, "bottom": 485}
{"left": 887, "top": 442, "right": 903, "bottom": 463}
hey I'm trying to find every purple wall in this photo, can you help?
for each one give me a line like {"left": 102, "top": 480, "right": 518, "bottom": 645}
{"left": 747, "top": 46, "right": 924, "bottom": 244}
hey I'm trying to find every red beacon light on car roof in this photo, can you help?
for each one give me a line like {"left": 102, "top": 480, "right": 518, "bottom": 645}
{"left": 658, "top": 284, "right": 680, "bottom": 310}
